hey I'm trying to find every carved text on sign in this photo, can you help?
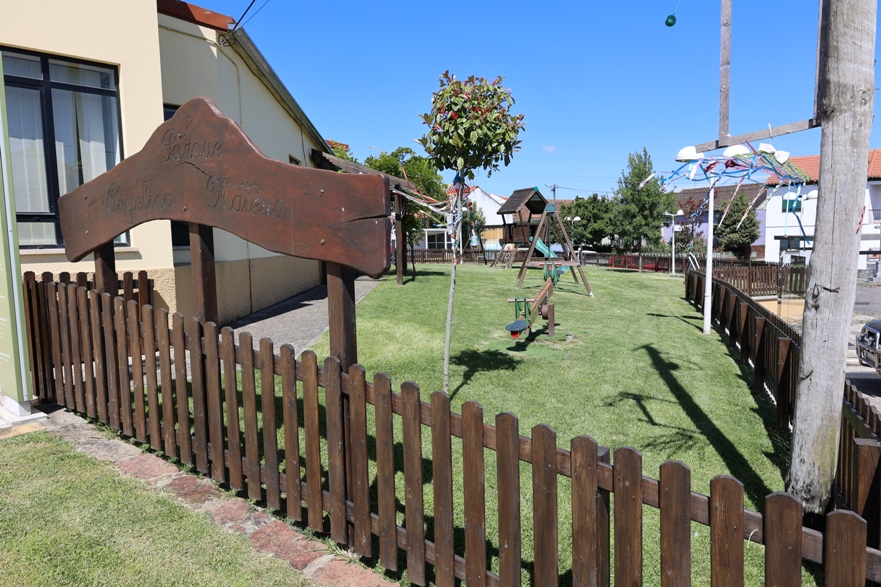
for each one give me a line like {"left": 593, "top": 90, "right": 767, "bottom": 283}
{"left": 161, "top": 127, "right": 223, "bottom": 163}
{"left": 106, "top": 183, "right": 174, "bottom": 224}
{"left": 205, "top": 176, "right": 284, "bottom": 219}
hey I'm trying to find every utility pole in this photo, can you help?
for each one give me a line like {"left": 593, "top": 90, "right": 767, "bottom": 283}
{"left": 788, "top": 0, "right": 876, "bottom": 514}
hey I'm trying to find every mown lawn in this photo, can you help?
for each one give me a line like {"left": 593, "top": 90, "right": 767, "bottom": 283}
{"left": 0, "top": 431, "right": 313, "bottom": 587}
{"left": 308, "top": 264, "right": 813, "bottom": 586}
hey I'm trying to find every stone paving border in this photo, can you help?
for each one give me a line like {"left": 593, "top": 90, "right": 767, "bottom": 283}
{"left": 30, "top": 406, "right": 398, "bottom": 587}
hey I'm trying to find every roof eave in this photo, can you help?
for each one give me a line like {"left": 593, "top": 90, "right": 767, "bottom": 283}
{"left": 225, "top": 28, "right": 331, "bottom": 155}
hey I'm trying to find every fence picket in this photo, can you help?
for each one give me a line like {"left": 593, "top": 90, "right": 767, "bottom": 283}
{"left": 432, "top": 391, "right": 455, "bottom": 587}
{"left": 156, "top": 309, "right": 177, "bottom": 459}
{"left": 123, "top": 271, "right": 134, "bottom": 303}
{"left": 113, "top": 296, "right": 132, "bottom": 435}
{"left": 90, "top": 291, "right": 108, "bottom": 423}
{"left": 205, "top": 323, "right": 225, "bottom": 483}
{"left": 498, "top": 413, "right": 521, "bottom": 587}
{"left": 46, "top": 283, "right": 64, "bottom": 404}
{"left": 58, "top": 284, "right": 74, "bottom": 409}
{"left": 137, "top": 270, "right": 149, "bottom": 308}
{"left": 348, "top": 364, "right": 371, "bottom": 557}
{"left": 221, "top": 327, "right": 243, "bottom": 491}
{"left": 189, "top": 317, "right": 209, "bottom": 474}
{"left": 374, "top": 372, "right": 397, "bottom": 570}
{"left": 325, "top": 356, "right": 347, "bottom": 544}
{"left": 171, "top": 313, "right": 192, "bottom": 465}
{"left": 572, "top": 435, "right": 598, "bottom": 587}
{"left": 825, "top": 510, "right": 866, "bottom": 585}
{"left": 142, "top": 305, "right": 161, "bottom": 451}
{"left": 764, "top": 492, "right": 802, "bottom": 586}
{"left": 710, "top": 476, "right": 744, "bottom": 586}
{"left": 463, "top": 400, "right": 486, "bottom": 587}
{"left": 614, "top": 447, "right": 643, "bottom": 586}
{"left": 240, "top": 332, "right": 261, "bottom": 501}
{"left": 66, "top": 286, "right": 85, "bottom": 413}
{"left": 76, "top": 288, "right": 96, "bottom": 418}
{"left": 280, "top": 344, "right": 301, "bottom": 521}
{"left": 402, "top": 382, "right": 426, "bottom": 586}
{"left": 127, "top": 300, "right": 146, "bottom": 442}
{"left": 659, "top": 460, "right": 691, "bottom": 586}
{"left": 301, "top": 351, "right": 323, "bottom": 532}
{"left": 261, "top": 338, "right": 280, "bottom": 510}
{"left": 533, "top": 424, "right": 558, "bottom": 587}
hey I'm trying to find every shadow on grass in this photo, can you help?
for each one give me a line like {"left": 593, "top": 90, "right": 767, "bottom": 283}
{"left": 636, "top": 344, "right": 774, "bottom": 505}
{"left": 604, "top": 391, "right": 700, "bottom": 456}
{"left": 450, "top": 349, "right": 520, "bottom": 400}
{"left": 645, "top": 312, "right": 704, "bottom": 334}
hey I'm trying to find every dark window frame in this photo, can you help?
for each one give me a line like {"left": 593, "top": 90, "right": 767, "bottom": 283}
{"left": 2, "top": 46, "right": 124, "bottom": 248}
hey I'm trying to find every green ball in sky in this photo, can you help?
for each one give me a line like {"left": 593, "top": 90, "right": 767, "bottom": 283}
{"left": 665, "top": 14, "right": 677, "bottom": 27}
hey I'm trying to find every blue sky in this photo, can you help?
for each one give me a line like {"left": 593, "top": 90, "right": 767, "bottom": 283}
{"left": 202, "top": 0, "right": 879, "bottom": 199}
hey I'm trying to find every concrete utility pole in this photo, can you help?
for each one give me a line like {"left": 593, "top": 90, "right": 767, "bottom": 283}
{"left": 788, "top": 0, "right": 877, "bottom": 514}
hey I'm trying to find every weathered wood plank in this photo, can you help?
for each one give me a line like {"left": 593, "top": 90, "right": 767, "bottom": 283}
{"left": 155, "top": 309, "right": 177, "bottom": 458}
{"left": 221, "top": 327, "right": 242, "bottom": 491}
{"left": 240, "top": 332, "right": 261, "bottom": 501}
{"left": 498, "top": 413, "right": 521, "bottom": 587}
{"left": 113, "top": 296, "right": 131, "bottom": 435}
{"left": 402, "top": 382, "right": 426, "bottom": 586}
{"left": 280, "top": 344, "right": 301, "bottom": 521}
{"left": 171, "top": 313, "right": 192, "bottom": 464}
{"left": 824, "top": 510, "right": 866, "bottom": 585}
{"left": 660, "top": 460, "right": 691, "bottom": 587}
{"left": 614, "top": 447, "right": 642, "bottom": 586}
{"left": 142, "top": 304, "right": 161, "bottom": 451}
{"left": 533, "top": 424, "right": 558, "bottom": 587}
{"left": 261, "top": 338, "right": 280, "bottom": 510}
{"left": 77, "top": 287, "right": 96, "bottom": 418}
{"left": 66, "top": 285, "right": 85, "bottom": 413}
{"left": 463, "top": 400, "right": 486, "bottom": 587}
{"left": 432, "top": 392, "right": 455, "bottom": 587}
{"left": 375, "top": 373, "right": 397, "bottom": 571}
{"left": 709, "top": 476, "right": 744, "bottom": 586}
{"left": 127, "top": 300, "right": 146, "bottom": 442}
{"left": 348, "top": 365, "right": 371, "bottom": 557}
{"left": 325, "top": 356, "right": 347, "bottom": 544}
{"left": 188, "top": 317, "right": 209, "bottom": 474}
{"left": 763, "top": 492, "right": 802, "bottom": 586}
{"left": 572, "top": 435, "right": 598, "bottom": 587}
{"left": 205, "top": 322, "right": 225, "bottom": 483}
{"left": 302, "top": 351, "right": 323, "bottom": 532}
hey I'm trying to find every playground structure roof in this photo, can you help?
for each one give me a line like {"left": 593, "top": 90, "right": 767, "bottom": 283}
{"left": 497, "top": 187, "right": 548, "bottom": 216}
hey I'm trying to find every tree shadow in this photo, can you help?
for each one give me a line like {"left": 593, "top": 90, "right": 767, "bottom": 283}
{"left": 645, "top": 312, "right": 703, "bottom": 334}
{"left": 450, "top": 349, "right": 521, "bottom": 400}
{"left": 604, "top": 391, "right": 701, "bottom": 457}
{"left": 636, "top": 344, "right": 774, "bottom": 506}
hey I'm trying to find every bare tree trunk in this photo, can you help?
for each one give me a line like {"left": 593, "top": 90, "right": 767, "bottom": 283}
{"left": 788, "top": 0, "right": 876, "bottom": 514}
{"left": 443, "top": 171, "right": 466, "bottom": 394}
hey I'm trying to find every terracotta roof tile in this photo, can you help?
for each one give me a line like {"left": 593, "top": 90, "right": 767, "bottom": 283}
{"left": 765, "top": 149, "right": 881, "bottom": 185}
{"left": 157, "top": 0, "right": 234, "bottom": 32}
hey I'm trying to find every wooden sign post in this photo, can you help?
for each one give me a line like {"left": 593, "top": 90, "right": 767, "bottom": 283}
{"left": 59, "top": 96, "right": 390, "bottom": 367}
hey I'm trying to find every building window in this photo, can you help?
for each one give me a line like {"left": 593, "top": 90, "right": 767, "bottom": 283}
{"left": 426, "top": 232, "right": 448, "bottom": 249}
{"left": 289, "top": 155, "right": 301, "bottom": 165}
{"left": 782, "top": 198, "right": 801, "bottom": 213}
{"left": 2, "top": 48, "right": 123, "bottom": 247}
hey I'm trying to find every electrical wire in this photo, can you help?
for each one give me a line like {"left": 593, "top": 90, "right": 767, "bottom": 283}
{"left": 241, "top": 0, "right": 271, "bottom": 28}
{"left": 233, "top": 0, "right": 257, "bottom": 31}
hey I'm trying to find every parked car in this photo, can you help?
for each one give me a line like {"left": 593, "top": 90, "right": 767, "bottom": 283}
{"left": 856, "top": 320, "right": 881, "bottom": 375}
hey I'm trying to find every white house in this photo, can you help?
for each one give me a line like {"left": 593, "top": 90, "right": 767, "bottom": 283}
{"left": 421, "top": 185, "right": 507, "bottom": 250}
{"left": 762, "top": 151, "right": 881, "bottom": 269}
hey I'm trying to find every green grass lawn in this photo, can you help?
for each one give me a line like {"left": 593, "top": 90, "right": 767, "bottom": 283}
{"left": 0, "top": 431, "right": 313, "bottom": 587}
{"left": 308, "top": 264, "right": 811, "bottom": 586}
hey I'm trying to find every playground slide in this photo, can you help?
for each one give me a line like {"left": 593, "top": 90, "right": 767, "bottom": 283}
{"left": 532, "top": 236, "right": 557, "bottom": 258}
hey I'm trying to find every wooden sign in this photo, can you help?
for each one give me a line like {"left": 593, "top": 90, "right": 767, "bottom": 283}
{"left": 59, "top": 97, "right": 390, "bottom": 277}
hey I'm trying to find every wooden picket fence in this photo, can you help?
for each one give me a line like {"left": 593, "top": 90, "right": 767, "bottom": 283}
{"left": 20, "top": 270, "right": 881, "bottom": 584}
{"left": 687, "top": 269, "right": 881, "bottom": 555}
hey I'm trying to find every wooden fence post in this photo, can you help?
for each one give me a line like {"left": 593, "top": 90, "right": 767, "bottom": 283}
{"left": 852, "top": 438, "right": 881, "bottom": 549}
{"left": 775, "top": 337, "right": 792, "bottom": 430}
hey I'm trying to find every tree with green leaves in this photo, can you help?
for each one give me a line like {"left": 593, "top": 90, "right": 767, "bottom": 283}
{"left": 326, "top": 139, "right": 357, "bottom": 163}
{"left": 363, "top": 146, "right": 447, "bottom": 276}
{"left": 419, "top": 71, "right": 525, "bottom": 393}
{"left": 613, "top": 148, "right": 675, "bottom": 271}
{"left": 560, "top": 194, "right": 615, "bottom": 249}
{"left": 714, "top": 193, "right": 760, "bottom": 258}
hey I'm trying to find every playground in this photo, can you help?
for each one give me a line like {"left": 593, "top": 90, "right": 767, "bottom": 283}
{"left": 309, "top": 263, "right": 801, "bottom": 584}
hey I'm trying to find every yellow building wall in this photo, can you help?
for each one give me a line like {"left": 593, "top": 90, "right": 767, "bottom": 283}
{"left": 158, "top": 15, "right": 324, "bottom": 322}
{"left": 3, "top": 0, "right": 175, "bottom": 311}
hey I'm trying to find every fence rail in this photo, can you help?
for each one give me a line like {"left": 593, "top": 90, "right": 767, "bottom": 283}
{"left": 22, "top": 270, "right": 881, "bottom": 584}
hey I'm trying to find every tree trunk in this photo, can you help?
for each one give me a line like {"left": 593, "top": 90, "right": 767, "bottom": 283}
{"left": 788, "top": 0, "right": 876, "bottom": 514}
{"left": 443, "top": 170, "right": 466, "bottom": 394}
